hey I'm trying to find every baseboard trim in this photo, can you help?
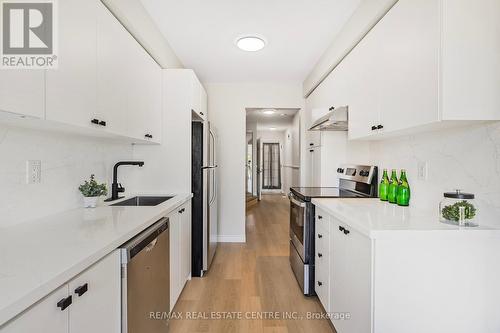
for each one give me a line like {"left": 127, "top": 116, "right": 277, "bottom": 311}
{"left": 217, "top": 235, "right": 246, "bottom": 243}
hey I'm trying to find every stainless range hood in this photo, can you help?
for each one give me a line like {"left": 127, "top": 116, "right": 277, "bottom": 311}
{"left": 309, "top": 106, "right": 348, "bottom": 131}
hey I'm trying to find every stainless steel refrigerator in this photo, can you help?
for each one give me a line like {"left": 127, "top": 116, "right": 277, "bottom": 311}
{"left": 192, "top": 121, "right": 218, "bottom": 277}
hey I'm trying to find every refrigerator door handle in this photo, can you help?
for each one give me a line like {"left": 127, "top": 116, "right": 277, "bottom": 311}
{"left": 202, "top": 165, "right": 218, "bottom": 169}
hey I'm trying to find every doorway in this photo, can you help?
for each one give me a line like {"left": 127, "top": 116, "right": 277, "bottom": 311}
{"left": 246, "top": 131, "right": 253, "bottom": 195}
{"left": 262, "top": 143, "right": 281, "bottom": 190}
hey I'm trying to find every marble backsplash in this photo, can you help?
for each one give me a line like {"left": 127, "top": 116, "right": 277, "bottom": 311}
{"left": 0, "top": 124, "right": 133, "bottom": 227}
{"left": 369, "top": 122, "right": 500, "bottom": 226}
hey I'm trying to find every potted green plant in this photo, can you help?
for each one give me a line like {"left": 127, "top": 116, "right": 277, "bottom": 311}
{"left": 78, "top": 174, "right": 108, "bottom": 208}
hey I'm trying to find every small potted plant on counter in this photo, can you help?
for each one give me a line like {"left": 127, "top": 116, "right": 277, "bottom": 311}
{"left": 79, "top": 174, "right": 108, "bottom": 208}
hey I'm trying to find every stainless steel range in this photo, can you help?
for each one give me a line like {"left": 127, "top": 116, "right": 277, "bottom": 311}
{"left": 289, "top": 164, "right": 378, "bottom": 295}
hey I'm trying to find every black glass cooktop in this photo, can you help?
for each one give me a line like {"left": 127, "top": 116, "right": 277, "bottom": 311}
{"left": 290, "top": 187, "right": 366, "bottom": 201}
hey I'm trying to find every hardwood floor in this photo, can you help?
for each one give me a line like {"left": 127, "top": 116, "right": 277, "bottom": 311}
{"left": 169, "top": 194, "right": 334, "bottom": 333}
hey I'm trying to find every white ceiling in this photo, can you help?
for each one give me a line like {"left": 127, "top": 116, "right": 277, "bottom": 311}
{"left": 246, "top": 108, "right": 299, "bottom": 131}
{"left": 139, "top": 0, "right": 362, "bottom": 83}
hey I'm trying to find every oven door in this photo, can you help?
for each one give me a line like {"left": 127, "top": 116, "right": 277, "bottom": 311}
{"left": 289, "top": 194, "right": 307, "bottom": 261}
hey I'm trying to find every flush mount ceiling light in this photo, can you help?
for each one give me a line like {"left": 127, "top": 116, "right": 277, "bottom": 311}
{"left": 236, "top": 36, "right": 266, "bottom": 52}
{"left": 262, "top": 109, "right": 276, "bottom": 115}
{"left": 269, "top": 127, "right": 277, "bottom": 131}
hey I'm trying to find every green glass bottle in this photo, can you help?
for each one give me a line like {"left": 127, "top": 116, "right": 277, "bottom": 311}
{"left": 387, "top": 169, "right": 398, "bottom": 204}
{"left": 397, "top": 169, "right": 411, "bottom": 206}
{"left": 379, "top": 169, "right": 390, "bottom": 201}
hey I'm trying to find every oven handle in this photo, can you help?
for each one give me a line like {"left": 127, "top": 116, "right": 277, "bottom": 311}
{"left": 289, "top": 195, "right": 306, "bottom": 208}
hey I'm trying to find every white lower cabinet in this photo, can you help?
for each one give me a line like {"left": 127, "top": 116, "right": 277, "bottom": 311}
{"left": 330, "top": 219, "right": 371, "bottom": 333}
{"left": 315, "top": 208, "right": 331, "bottom": 312}
{"left": 1, "top": 251, "right": 121, "bottom": 333}
{"left": 169, "top": 200, "right": 192, "bottom": 311}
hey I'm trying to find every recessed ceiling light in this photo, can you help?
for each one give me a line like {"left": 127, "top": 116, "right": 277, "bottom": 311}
{"left": 236, "top": 36, "right": 266, "bottom": 52}
{"left": 269, "top": 127, "right": 277, "bottom": 130}
{"left": 262, "top": 110, "right": 275, "bottom": 115}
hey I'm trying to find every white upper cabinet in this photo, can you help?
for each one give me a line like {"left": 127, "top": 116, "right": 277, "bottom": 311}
{"left": 190, "top": 72, "right": 207, "bottom": 120}
{"left": 376, "top": 0, "right": 440, "bottom": 134}
{"left": 0, "top": 71, "right": 45, "bottom": 119}
{"left": 45, "top": 0, "right": 98, "bottom": 130}
{"left": 440, "top": 0, "right": 500, "bottom": 120}
{"left": 309, "top": 0, "right": 500, "bottom": 140}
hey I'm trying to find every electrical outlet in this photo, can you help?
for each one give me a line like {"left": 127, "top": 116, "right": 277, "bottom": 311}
{"left": 26, "top": 160, "right": 41, "bottom": 184}
{"left": 417, "top": 161, "right": 428, "bottom": 181}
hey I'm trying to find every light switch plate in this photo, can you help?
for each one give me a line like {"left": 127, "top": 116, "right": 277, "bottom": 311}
{"left": 417, "top": 161, "right": 428, "bottom": 181}
{"left": 27, "top": 160, "right": 41, "bottom": 184}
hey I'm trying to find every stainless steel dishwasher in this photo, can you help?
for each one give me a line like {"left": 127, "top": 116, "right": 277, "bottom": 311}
{"left": 121, "top": 217, "right": 170, "bottom": 333}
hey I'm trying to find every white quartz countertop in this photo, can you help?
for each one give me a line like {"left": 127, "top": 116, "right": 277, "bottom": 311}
{"left": 0, "top": 193, "right": 192, "bottom": 327}
{"left": 312, "top": 198, "right": 500, "bottom": 239}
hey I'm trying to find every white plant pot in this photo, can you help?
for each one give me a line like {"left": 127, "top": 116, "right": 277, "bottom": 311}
{"left": 83, "top": 196, "right": 99, "bottom": 208}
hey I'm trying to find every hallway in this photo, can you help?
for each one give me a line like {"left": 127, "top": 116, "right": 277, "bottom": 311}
{"left": 170, "top": 194, "right": 334, "bottom": 332}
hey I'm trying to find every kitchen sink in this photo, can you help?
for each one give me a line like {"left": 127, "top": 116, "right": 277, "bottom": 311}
{"left": 110, "top": 196, "right": 173, "bottom": 207}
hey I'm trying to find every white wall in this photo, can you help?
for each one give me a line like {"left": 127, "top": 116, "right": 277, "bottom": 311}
{"left": 369, "top": 122, "right": 500, "bottom": 226}
{"left": 0, "top": 125, "right": 133, "bottom": 226}
{"left": 206, "top": 82, "right": 304, "bottom": 242}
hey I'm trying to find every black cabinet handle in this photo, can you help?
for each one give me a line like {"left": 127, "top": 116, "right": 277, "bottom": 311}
{"left": 371, "top": 125, "right": 377, "bottom": 131}
{"left": 339, "top": 226, "right": 345, "bottom": 232}
{"left": 309, "top": 143, "right": 314, "bottom": 146}
{"left": 145, "top": 134, "right": 153, "bottom": 139}
{"left": 75, "top": 283, "right": 88, "bottom": 297}
{"left": 317, "top": 215, "right": 323, "bottom": 220}
{"left": 317, "top": 281, "right": 323, "bottom": 287}
{"left": 178, "top": 208, "right": 185, "bottom": 214}
{"left": 200, "top": 112, "right": 204, "bottom": 116}
{"left": 318, "top": 234, "right": 323, "bottom": 239}
{"left": 377, "top": 124, "right": 384, "bottom": 130}
{"left": 343, "top": 228, "right": 350, "bottom": 235}
{"left": 309, "top": 149, "right": 314, "bottom": 153}
{"left": 57, "top": 296, "right": 72, "bottom": 311}
{"left": 329, "top": 106, "right": 335, "bottom": 111}
{"left": 318, "top": 253, "right": 323, "bottom": 258}
{"left": 91, "top": 119, "right": 99, "bottom": 125}
{"left": 99, "top": 120, "right": 106, "bottom": 127}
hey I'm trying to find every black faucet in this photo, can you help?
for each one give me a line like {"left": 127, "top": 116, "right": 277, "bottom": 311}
{"left": 106, "top": 161, "right": 144, "bottom": 201}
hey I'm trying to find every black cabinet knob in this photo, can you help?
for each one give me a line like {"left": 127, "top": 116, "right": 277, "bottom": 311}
{"left": 318, "top": 253, "right": 323, "bottom": 258}
{"left": 318, "top": 215, "right": 323, "bottom": 220}
{"left": 91, "top": 119, "right": 99, "bottom": 125}
{"left": 99, "top": 120, "right": 106, "bottom": 127}
{"left": 317, "top": 281, "right": 323, "bottom": 287}
{"left": 75, "top": 283, "right": 88, "bottom": 297}
{"left": 371, "top": 125, "right": 377, "bottom": 131}
{"left": 377, "top": 124, "right": 384, "bottom": 129}
{"left": 200, "top": 112, "right": 204, "bottom": 116}
{"left": 57, "top": 296, "right": 72, "bottom": 311}
{"left": 343, "top": 229, "right": 350, "bottom": 235}
{"left": 318, "top": 234, "right": 323, "bottom": 239}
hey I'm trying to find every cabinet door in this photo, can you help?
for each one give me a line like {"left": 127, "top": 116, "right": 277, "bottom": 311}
{"left": 377, "top": 0, "right": 440, "bottom": 133}
{"left": 68, "top": 251, "right": 121, "bottom": 333}
{"left": 127, "top": 47, "right": 162, "bottom": 143}
{"left": 330, "top": 220, "right": 348, "bottom": 333}
{"left": 199, "top": 85, "right": 208, "bottom": 120}
{"left": 345, "top": 27, "right": 380, "bottom": 140}
{"left": 96, "top": 1, "right": 135, "bottom": 136}
{"left": 45, "top": 0, "right": 98, "bottom": 129}
{"left": 0, "top": 285, "right": 68, "bottom": 333}
{"left": 343, "top": 225, "right": 372, "bottom": 333}
{"left": 181, "top": 202, "right": 192, "bottom": 282}
{"left": 169, "top": 210, "right": 181, "bottom": 310}
{"left": 309, "top": 147, "right": 321, "bottom": 187}
{"left": 0, "top": 71, "right": 44, "bottom": 119}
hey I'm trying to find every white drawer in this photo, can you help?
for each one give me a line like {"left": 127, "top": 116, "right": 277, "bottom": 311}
{"left": 315, "top": 207, "right": 331, "bottom": 233}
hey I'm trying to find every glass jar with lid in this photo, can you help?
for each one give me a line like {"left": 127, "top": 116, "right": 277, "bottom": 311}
{"left": 439, "top": 190, "right": 478, "bottom": 227}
